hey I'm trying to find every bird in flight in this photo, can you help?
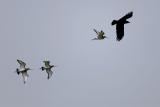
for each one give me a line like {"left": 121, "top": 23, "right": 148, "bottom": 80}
{"left": 92, "top": 29, "right": 107, "bottom": 40}
{"left": 40, "top": 61, "right": 57, "bottom": 79}
{"left": 111, "top": 11, "right": 133, "bottom": 41}
{"left": 16, "top": 59, "right": 31, "bottom": 84}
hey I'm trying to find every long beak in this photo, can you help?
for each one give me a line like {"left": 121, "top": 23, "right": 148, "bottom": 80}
{"left": 14, "top": 68, "right": 18, "bottom": 73}
{"left": 39, "top": 68, "right": 43, "bottom": 71}
{"left": 92, "top": 38, "right": 98, "bottom": 40}
{"left": 13, "top": 70, "right": 17, "bottom": 73}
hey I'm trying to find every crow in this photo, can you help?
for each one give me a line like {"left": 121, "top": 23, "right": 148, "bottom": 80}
{"left": 112, "top": 11, "right": 133, "bottom": 41}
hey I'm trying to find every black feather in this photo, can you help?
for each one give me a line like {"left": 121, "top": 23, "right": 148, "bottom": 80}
{"left": 112, "top": 11, "right": 133, "bottom": 41}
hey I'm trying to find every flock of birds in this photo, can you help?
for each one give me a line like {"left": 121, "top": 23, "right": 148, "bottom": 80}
{"left": 16, "top": 60, "right": 56, "bottom": 84}
{"left": 92, "top": 11, "right": 133, "bottom": 41}
{"left": 15, "top": 11, "right": 133, "bottom": 84}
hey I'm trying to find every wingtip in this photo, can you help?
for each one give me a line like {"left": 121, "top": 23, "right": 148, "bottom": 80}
{"left": 130, "top": 11, "right": 133, "bottom": 14}
{"left": 128, "top": 11, "right": 133, "bottom": 17}
{"left": 130, "top": 11, "right": 133, "bottom": 16}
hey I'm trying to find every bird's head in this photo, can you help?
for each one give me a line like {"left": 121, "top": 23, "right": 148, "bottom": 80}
{"left": 111, "top": 20, "right": 118, "bottom": 25}
{"left": 40, "top": 67, "right": 45, "bottom": 71}
{"left": 16, "top": 68, "right": 19, "bottom": 72}
{"left": 15, "top": 68, "right": 20, "bottom": 75}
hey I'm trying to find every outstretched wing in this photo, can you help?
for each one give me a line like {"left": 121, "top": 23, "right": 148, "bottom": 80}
{"left": 116, "top": 24, "right": 124, "bottom": 41}
{"left": 93, "top": 29, "right": 99, "bottom": 35}
{"left": 43, "top": 61, "right": 50, "bottom": 67}
{"left": 17, "top": 59, "right": 26, "bottom": 69}
{"left": 46, "top": 69, "right": 53, "bottom": 79}
{"left": 120, "top": 11, "right": 133, "bottom": 21}
{"left": 22, "top": 72, "right": 29, "bottom": 84}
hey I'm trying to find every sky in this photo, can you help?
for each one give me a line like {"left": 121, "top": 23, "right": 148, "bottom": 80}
{"left": 0, "top": 0, "right": 160, "bottom": 107}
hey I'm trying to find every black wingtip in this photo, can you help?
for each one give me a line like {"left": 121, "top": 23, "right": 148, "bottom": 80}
{"left": 130, "top": 11, "right": 133, "bottom": 14}
{"left": 129, "top": 11, "right": 133, "bottom": 17}
{"left": 125, "top": 11, "right": 133, "bottom": 19}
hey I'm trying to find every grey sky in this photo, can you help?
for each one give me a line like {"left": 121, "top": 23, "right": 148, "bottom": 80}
{"left": 0, "top": 0, "right": 160, "bottom": 107}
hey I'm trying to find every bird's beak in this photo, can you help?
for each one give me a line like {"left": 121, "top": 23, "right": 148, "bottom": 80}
{"left": 39, "top": 68, "right": 43, "bottom": 70}
{"left": 92, "top": 38, "right": 97, "bottom": 40}
{"left": 13, "top": 70, "right": 17, "bottom": 73}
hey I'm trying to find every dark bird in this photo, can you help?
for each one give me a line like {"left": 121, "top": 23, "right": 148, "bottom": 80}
{"left": 16, "top": 59, "right": 31, "bottom": 84}
{"left": 92, "top": 29, "right": 107, "bottom": 40}
{"left": 40, "top": 61, "right": 57, "bottom": 79}
{"left": 112, "top": 11, "right": 133, "bottom": 41}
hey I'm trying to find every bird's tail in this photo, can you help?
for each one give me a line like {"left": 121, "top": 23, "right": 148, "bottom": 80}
{"left": 111, "top": 20, "right": 118, "bottom": 25}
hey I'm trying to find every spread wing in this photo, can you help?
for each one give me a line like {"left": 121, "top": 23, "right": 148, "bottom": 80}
{"left": 43, "top": 61, "right": 50, "bottom": 67}
{"left": 17, "top": 59, "right": 26, "bottom": 69}
{"left": 46, "top": 69, "right": 53, "bottom": 79}
{"left": 22, "top": 72, "right": 29, "bottom": 84}
{"left": 120, "top": 11, "right": 133, "bottom": 21}
{"left": 93, "top": 29, "right": 99, "bottom": 35}
{"left": 116, "top": 24, "right": 124, "bottom": 41}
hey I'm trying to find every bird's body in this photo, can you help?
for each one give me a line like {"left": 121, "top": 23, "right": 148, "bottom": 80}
{"left": 92, "top": 29, "right": 107, "bottom": 40}
{"left": 112, "top": 11, "right": 133, "bottom": 41}
{"left": 41, "top": 61, "right": 56, "bottom": 79}
{"left": 16, "top": 59, "right": 31, "bottom": 84}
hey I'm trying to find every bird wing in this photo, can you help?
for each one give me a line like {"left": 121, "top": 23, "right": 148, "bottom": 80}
{"left": 120, "top": 11, "right": 133, "bottom": 21}
{"left": 46, "top": 69, "right": 53, "bottom": 79}
{"left": 17, "top": 59, "right": 26, "bottom": 69}
{"left": 116, "top": 24, "right": 124, "bottom": 41}
{"left": 93, "top": 29, "right": 99, "bottom": 35}
{"left": 43, "top": 61, "right": 50, "bottom": 67}
{"left": 22, "top": 72, "right": 29, "bottom": 84}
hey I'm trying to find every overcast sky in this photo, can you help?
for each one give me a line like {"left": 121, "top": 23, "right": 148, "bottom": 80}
{"left": 0, "top": 0, "right": 160, "bottom": 107}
